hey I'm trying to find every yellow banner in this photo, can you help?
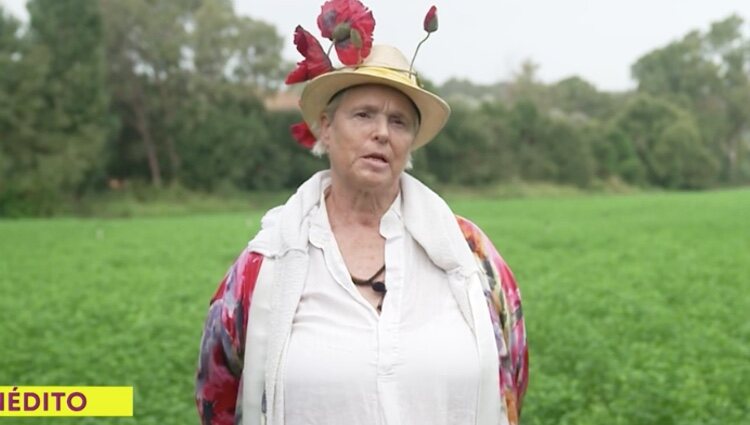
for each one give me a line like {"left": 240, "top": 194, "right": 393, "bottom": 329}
{"left": 0, "top": 386, "right": 133, "bottom": 417}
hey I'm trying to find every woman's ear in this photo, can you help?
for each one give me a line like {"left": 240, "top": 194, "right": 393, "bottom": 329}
{"left": 319, "top": 114, "right": 332, "bottom": 144}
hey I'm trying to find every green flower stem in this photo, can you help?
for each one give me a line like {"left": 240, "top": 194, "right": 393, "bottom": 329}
{"left": 326, "top": 42, "right": 334, "bottom": 58}
{"left": 409, "top": 32, "right": 431, "bottom": 75}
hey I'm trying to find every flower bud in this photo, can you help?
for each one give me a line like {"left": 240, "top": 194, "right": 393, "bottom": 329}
{"left": 423, "top": 6, "right": 438, "bottom": 33}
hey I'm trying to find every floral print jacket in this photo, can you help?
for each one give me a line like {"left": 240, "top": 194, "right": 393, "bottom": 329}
{"left": 195, "top": 216, "right": 528, "bottom": 425}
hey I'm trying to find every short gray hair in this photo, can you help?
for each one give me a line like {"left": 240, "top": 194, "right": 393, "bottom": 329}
{"left": 310, "top": 86, "right": 417, "bottom": 170}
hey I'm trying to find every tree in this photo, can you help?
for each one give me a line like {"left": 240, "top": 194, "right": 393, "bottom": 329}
{"left": 632, "top": 15, "right": 750, "bottom": 184}
{"left": 0, "top": 0, "right": 109, "bottom": 215}
{"left": 706, "top": 16, "right": 750, "bottom": 183}
{"left": 546, "top": 119, "right": 595, "bottom": 187}
{"left": 101, "top": 0, "right": 199, "bottom": 187}
{"left": 420, "top": 98, "right": 507, "bottom": 185}
{"left": 592, "top": 127, "right": 646, "bottom": 185}
{"left": 101, "top": 0, "right": 287, "bottom": 188}
{"left": 507, "top": 99, "right": 555, "bottom": 182}
{"left": 0, "top": 9, "right": 28, "bottom": 213}
{"left": 192, "top": 0, "right": 286, "bottom": 93}
{"left": 551, "top": 76, "right": 617, "bottom": 121}
{"left": 612, "top": 94, "right": 718, "bottom": 188}
{"left": 653, "top": 119, "right": 719, "bottom": 189}
{"left": 508, "top": 59, "right": 549, "bottom": 107}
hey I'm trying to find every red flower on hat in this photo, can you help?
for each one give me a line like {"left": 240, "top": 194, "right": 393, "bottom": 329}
{"left": 290, "top": 121, "right": 317, "bottom": 149}
{"left": 423, "top": 5, "right": 438, "bottom": 33}
{"left": 285, "top": 26, "right": 334, "bottom": 84}
{"left": 317, "top": 0, "right": 375, "bottom": 65}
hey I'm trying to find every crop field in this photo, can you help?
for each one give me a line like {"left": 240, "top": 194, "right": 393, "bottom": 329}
{"left": 1, "top": 189, "right": 749, "bottom": 424}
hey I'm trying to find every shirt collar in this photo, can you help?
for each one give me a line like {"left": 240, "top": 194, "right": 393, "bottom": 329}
{"left": 379, "top": 191, "right": 403, "bottom": 239}
{"left": 308, "top": 176, "right": 333, "bottom": 249}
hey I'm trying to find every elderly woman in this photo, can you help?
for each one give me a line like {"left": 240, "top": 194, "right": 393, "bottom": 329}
{"left": 195, "top": 28, "right": 527, "bottom": 425}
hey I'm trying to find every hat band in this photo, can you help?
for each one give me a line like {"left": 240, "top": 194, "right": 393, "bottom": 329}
{"left": 352, "top": 65, "right": 417, "bottom": 86}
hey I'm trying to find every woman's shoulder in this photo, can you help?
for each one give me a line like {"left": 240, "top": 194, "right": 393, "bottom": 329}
{"left": 453, "top": 214, "right": 521, "bottom": 309}
{"left": 209, "top": 247, "right": 266, "bottom": 305}
{"left": 454, "top": 215, "right": 508, "bottom": 264}
{"left": 246, "top": 204, "right": 285, "bottom": 256}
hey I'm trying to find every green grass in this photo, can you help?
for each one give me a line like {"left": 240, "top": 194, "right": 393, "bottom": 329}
{"left": 1, "top": 189, "right": 748, "bottom": 424}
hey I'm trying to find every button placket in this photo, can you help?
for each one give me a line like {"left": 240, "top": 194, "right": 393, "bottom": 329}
{"left": 375, "top": 207, "right": 405, "bottom": 425}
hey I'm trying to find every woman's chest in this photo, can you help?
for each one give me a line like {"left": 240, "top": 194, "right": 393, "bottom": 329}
{"left": 281, "top": 244, "right": 481, "bottom": 425}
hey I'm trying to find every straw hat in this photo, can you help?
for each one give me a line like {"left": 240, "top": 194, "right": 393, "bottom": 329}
{"left": 299, "top": 45, "right": 451, "bottom": 149}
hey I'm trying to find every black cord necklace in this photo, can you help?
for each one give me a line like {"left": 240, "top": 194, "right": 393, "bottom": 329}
{"left": 351, "top": 265, "right": 386, "bottom": 312}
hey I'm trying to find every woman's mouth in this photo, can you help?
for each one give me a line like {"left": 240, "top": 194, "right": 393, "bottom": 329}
{"left": 363, "top": 153, "right": 388, "bottom": 164}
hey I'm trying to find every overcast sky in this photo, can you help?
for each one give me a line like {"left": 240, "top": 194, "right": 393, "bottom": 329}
{"left": 3, "top": 0, "right": 750, "bottom": 91}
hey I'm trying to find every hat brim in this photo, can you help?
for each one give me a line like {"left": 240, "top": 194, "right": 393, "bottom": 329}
{"left": 300, "top": 68, "right": 451, "bottom": 149}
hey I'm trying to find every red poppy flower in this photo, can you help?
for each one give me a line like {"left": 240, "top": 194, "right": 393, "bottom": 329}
{"left": 317, "top": 0, "right": 375, "bottom": 65}
{"left": 290, "top": 121, "right": 317, "bottom": 149}
{"left": 423, "top": 6, "right": 438, "bottom": 33}
{"left": 285, "top": 25, "right": 333, "bottom": 84}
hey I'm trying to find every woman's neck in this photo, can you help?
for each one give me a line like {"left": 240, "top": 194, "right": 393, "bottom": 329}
{"left": 325, "top": 179, "right": 399, "bottom": 228}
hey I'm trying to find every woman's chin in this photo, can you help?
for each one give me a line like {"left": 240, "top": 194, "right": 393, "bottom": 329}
{"left": 350, "top": 169, "right": 399, "bottom": 191}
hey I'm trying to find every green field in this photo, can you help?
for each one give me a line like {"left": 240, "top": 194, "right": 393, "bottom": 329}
{"left": 1, "top": 189, "right": 749, "bottom": 424}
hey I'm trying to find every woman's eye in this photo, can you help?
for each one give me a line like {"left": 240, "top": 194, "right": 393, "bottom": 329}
{"left": 355, "top": 111, "right": 370, "bottom": 118}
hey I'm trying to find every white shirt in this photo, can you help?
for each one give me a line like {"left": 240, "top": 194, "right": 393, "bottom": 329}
{"left": 282, "top": 183, "right": 481, "bottom": 425}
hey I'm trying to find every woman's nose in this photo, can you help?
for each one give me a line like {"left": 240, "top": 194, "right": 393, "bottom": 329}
{"left": 372, "top": 115, "right": 389, "bottom": 143}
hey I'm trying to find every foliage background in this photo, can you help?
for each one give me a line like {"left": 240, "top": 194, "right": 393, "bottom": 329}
{"left": 1, "top": 0, "right": 750, "bottom": 216}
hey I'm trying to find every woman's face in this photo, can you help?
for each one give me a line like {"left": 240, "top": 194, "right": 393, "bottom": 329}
{"left": 319, "top": 84, "right": 419, "bottom": 193}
